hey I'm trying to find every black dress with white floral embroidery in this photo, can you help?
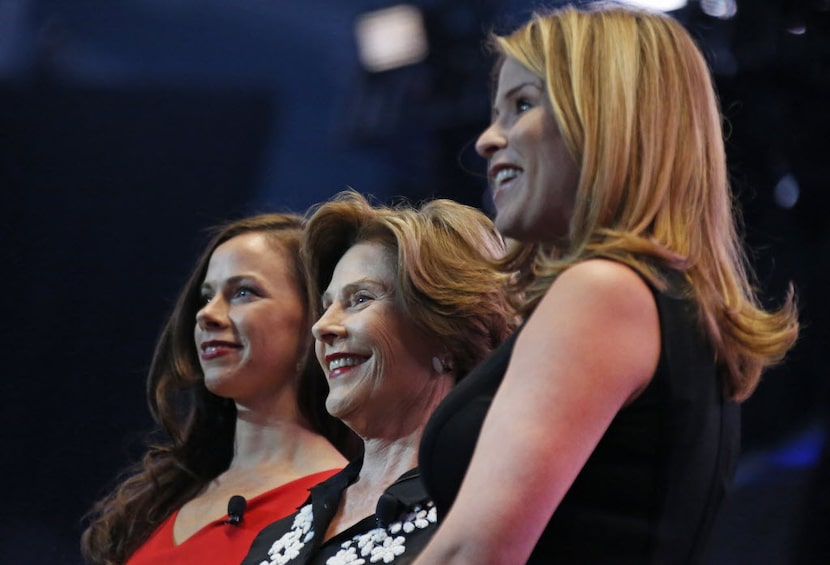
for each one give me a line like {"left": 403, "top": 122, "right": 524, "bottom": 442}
{"left": 240, "top": 459, "right": 438, "bottom": 565}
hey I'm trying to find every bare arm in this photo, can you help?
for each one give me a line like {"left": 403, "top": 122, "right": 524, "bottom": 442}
{"left": 414, "top": 259, "right": 660, "bottom": 564}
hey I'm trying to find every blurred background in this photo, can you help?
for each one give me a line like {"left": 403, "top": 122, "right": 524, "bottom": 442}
{"left": 1, "top": 0, "right": 828, "bottom": 562}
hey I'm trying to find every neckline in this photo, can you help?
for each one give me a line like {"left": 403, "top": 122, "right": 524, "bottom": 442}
{"left": 169, "top": 467, "right": 340, "bottom": 547}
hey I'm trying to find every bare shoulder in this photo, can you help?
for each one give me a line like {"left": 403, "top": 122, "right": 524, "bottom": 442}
{"left": 535, "top": 259, "right": 656, "bottom": 320}
{"left": 517, "top": 258, "right": 660, "bottom": 400}
{"left": 556, "top": 258, "right": 651, "bottom": 295}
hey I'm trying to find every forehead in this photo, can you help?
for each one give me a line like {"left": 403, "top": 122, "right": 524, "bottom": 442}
{"left": 328, "top": 241, "right": 396, "bottom": 288}
{"left": 494, "top": 57, "right": 543, "bottom": 98}
{"left": 205, "top": 232, "right": 289, "bottom": 279}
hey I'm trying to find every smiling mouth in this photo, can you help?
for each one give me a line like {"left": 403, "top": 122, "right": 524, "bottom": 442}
{"left": 325, "top": 355, "right": 369, "bottom": 377}
{"left": 200, "top": 341, "right": 242, "bottom": 360}
{"left": 494, "top": 167, "right": 521, "bottom": 187}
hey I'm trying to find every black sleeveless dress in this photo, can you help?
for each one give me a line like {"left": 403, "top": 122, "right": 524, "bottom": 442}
{"left": 419, "top": 273, "right": 740, "bottom": 564}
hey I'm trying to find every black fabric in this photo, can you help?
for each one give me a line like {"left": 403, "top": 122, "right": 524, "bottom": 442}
{"left": 241, "top": 459, "right": 437, "bottom": 565}
{"left": 419, "top": 271, "right": 741, "bottom": 564}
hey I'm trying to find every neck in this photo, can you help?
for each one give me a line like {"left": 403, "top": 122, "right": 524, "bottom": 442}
{"left": 359, "top": 431, "right": 421, "bottom": 484}
{"left": 227, "top": 403, "right": 344, "bottom": 473}
{"left": 199, "top": 402, "right": 347, "bottom": 505}
{"left": 226, "top": 378, "right": 302, "bottom": 464}
{"left": 230, "top": 415, "right": 297, "bottom": 464}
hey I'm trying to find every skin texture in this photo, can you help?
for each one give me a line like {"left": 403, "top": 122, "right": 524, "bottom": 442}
{"left": 292, "top": 192, "right": 516, "bottom": 550}
{"left": 415, "top": 259, "right": 660, "bottom": 564}
{"left": 311, "top": 241, "right": 455, "bottom": 540}
{"left": 476, "top": 58, "right": 580, "bottom": 243}
{"left": 81, "top": 214, "right": 356, "bottom": 565}
{"left": 314, "top": 241, "right": 451, "bottom": 442}
{"left": 173, "top": 232, "right": 346, "bottom": 544}
{"left": 195, "top": 232, "right": 306, "bottom": 411}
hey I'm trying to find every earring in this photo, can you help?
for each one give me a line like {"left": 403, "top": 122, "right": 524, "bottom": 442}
{"left": 432, "top": 356, "right": 454, "bottom": 373}
{"left": 432, "top": 356, "right": 444, "bottom": 373}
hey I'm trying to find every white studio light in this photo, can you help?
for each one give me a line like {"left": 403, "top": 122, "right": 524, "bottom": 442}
{"left": 354, "top": 4, "right": 429, "bottom": 73}
{"left": 774, "top": 173, "right": 800, "bottom": 209}
{"left": 613, "top": 0, "right": 688, "bottom": 12}
{"left": 700, "top": 0, "right": 738, "bottom": 20}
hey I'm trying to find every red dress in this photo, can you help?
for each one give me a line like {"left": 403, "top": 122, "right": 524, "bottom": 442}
{"left": 126, "top": 469, "right": 340, "bottom": 565}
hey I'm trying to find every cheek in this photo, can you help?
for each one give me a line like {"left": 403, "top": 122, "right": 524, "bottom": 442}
{"left": 515, "top": 119, "right": 546, "bottom": 158}
{"left": 315, "top": 340, "right": 326, "bottom": 365}
{"left": 370, "top": 323, "right": 398, "bottom": 380}
{"left": 369, "top": 316, "right": 426, "bottom": 380}
{"left": 379, "top": 318, "right": 435, "bottom": 368}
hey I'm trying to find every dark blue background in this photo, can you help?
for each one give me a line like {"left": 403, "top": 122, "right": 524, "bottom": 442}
{"left": 2, "top": 1, "right": 828, "bottom": 562}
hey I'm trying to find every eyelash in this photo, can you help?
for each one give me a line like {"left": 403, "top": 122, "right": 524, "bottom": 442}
{"left": 349, "top": 291, "right": 373, "bottom": 307}
{"left": 319, "top": 290, "right": 376, "bottom": 314}
{"left": 233, "top": 286, "right": 257, "bottom": 300}
{"left": 200, "top": 286, "right": 258, "bottom": 305}
{"left": 516, "top": 98, "right": 532, "bottom": 113}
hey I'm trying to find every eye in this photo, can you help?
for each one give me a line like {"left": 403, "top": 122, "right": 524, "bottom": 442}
{"left": 516, "top": 98, "right": 532, "bottom": 114}
{"left": 349, "top": 291, "right": 374, "bottom": 308}
{"left": 200, "top": 291, "right": 214, "bottom": 305}
{"left": 231, "top": 286, "right": 258, "bottom": 301}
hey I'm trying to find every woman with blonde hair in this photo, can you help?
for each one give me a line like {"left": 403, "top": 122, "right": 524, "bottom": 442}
{"left": 416, "top": 5, "right": 799, "bottom": 563}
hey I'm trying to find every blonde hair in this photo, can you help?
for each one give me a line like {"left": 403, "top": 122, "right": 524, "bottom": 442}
{"left": 493, "top": 5, "right": 798, "bottom": 400}
{"left": 303, "top": 190, "right": 516, "bottom": 378}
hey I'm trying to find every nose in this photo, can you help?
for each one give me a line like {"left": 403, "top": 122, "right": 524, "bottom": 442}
{"left": 475, "top": 120, "right": 506, "bottom": 160}
{"left": 195, "top": 296, "right": 228, "bottom": 330}
{"left": 312, "top": 303, "right": 346, "bottom": 345}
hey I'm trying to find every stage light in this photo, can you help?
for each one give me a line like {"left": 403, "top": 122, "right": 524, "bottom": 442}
{"left": 354, "top": 4, "right": 428, "bottom": 73}
{"left": 701, "top": 0, "right": 738, "bottom": 20}
{"left": 613, "top": 0, "right": 688, "bottom": 12}
{"left": 774, "top": 173, "right": 800, "bottom": 209}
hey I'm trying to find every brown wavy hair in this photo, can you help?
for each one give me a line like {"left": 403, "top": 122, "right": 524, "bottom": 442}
{"left": 490, "top": 5, "right": 798, "bottom": 401}
{"left": 80, "top": 213, "right": 356, "bottom": 565}
{"left": 302, "top": 190, "right": 516, "bottom": 379}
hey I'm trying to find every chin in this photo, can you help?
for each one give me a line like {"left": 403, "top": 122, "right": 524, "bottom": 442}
{"left": 325, "top": 398, "right": 347, "bottom": 419}
{"left": 203, "top": 374, "right": 222, "bottom": 392}
{"left": 204, "top": 381, "right": 230, "bottom": 398}
{"left": 326, "top": 397, "right": 364, "bottom": 431}
{"left": 495, "top": 218, "right": 514, "bottom": 238}
{"left": 203, "top": 370, "right": 241, "bottom": 395}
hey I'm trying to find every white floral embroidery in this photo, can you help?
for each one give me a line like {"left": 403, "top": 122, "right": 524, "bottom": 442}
{"left": 259, "top": 498, "right": 437, "bottom": 565}
{"left": 356, "top": 528, "right": 388, "bottom": 557}
{"left": 369, "top": 535, "right": 406, "bottom": 563}
{"left": 324, "top": 502, "right": 437, "bottom": 565}
{"left": 327, "top": 546, "right": 365, "bottom": 565}
{"left": 413, "top": 507, "right": 432, "bottom": 529}
{"left": 260, "top": 504, "right": 315, "bottom": 565}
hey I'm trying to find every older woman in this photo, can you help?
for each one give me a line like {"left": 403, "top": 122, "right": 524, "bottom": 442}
{"left": 240, "top": 191, "right": 515, "bottom": 565}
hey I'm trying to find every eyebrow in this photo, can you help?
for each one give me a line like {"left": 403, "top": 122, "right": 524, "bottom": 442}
{"left": 200, "top": 274, "right": 258, "bottom": 292}
{"left": 505, "top": 80, "right": 542, "bottom": 98}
